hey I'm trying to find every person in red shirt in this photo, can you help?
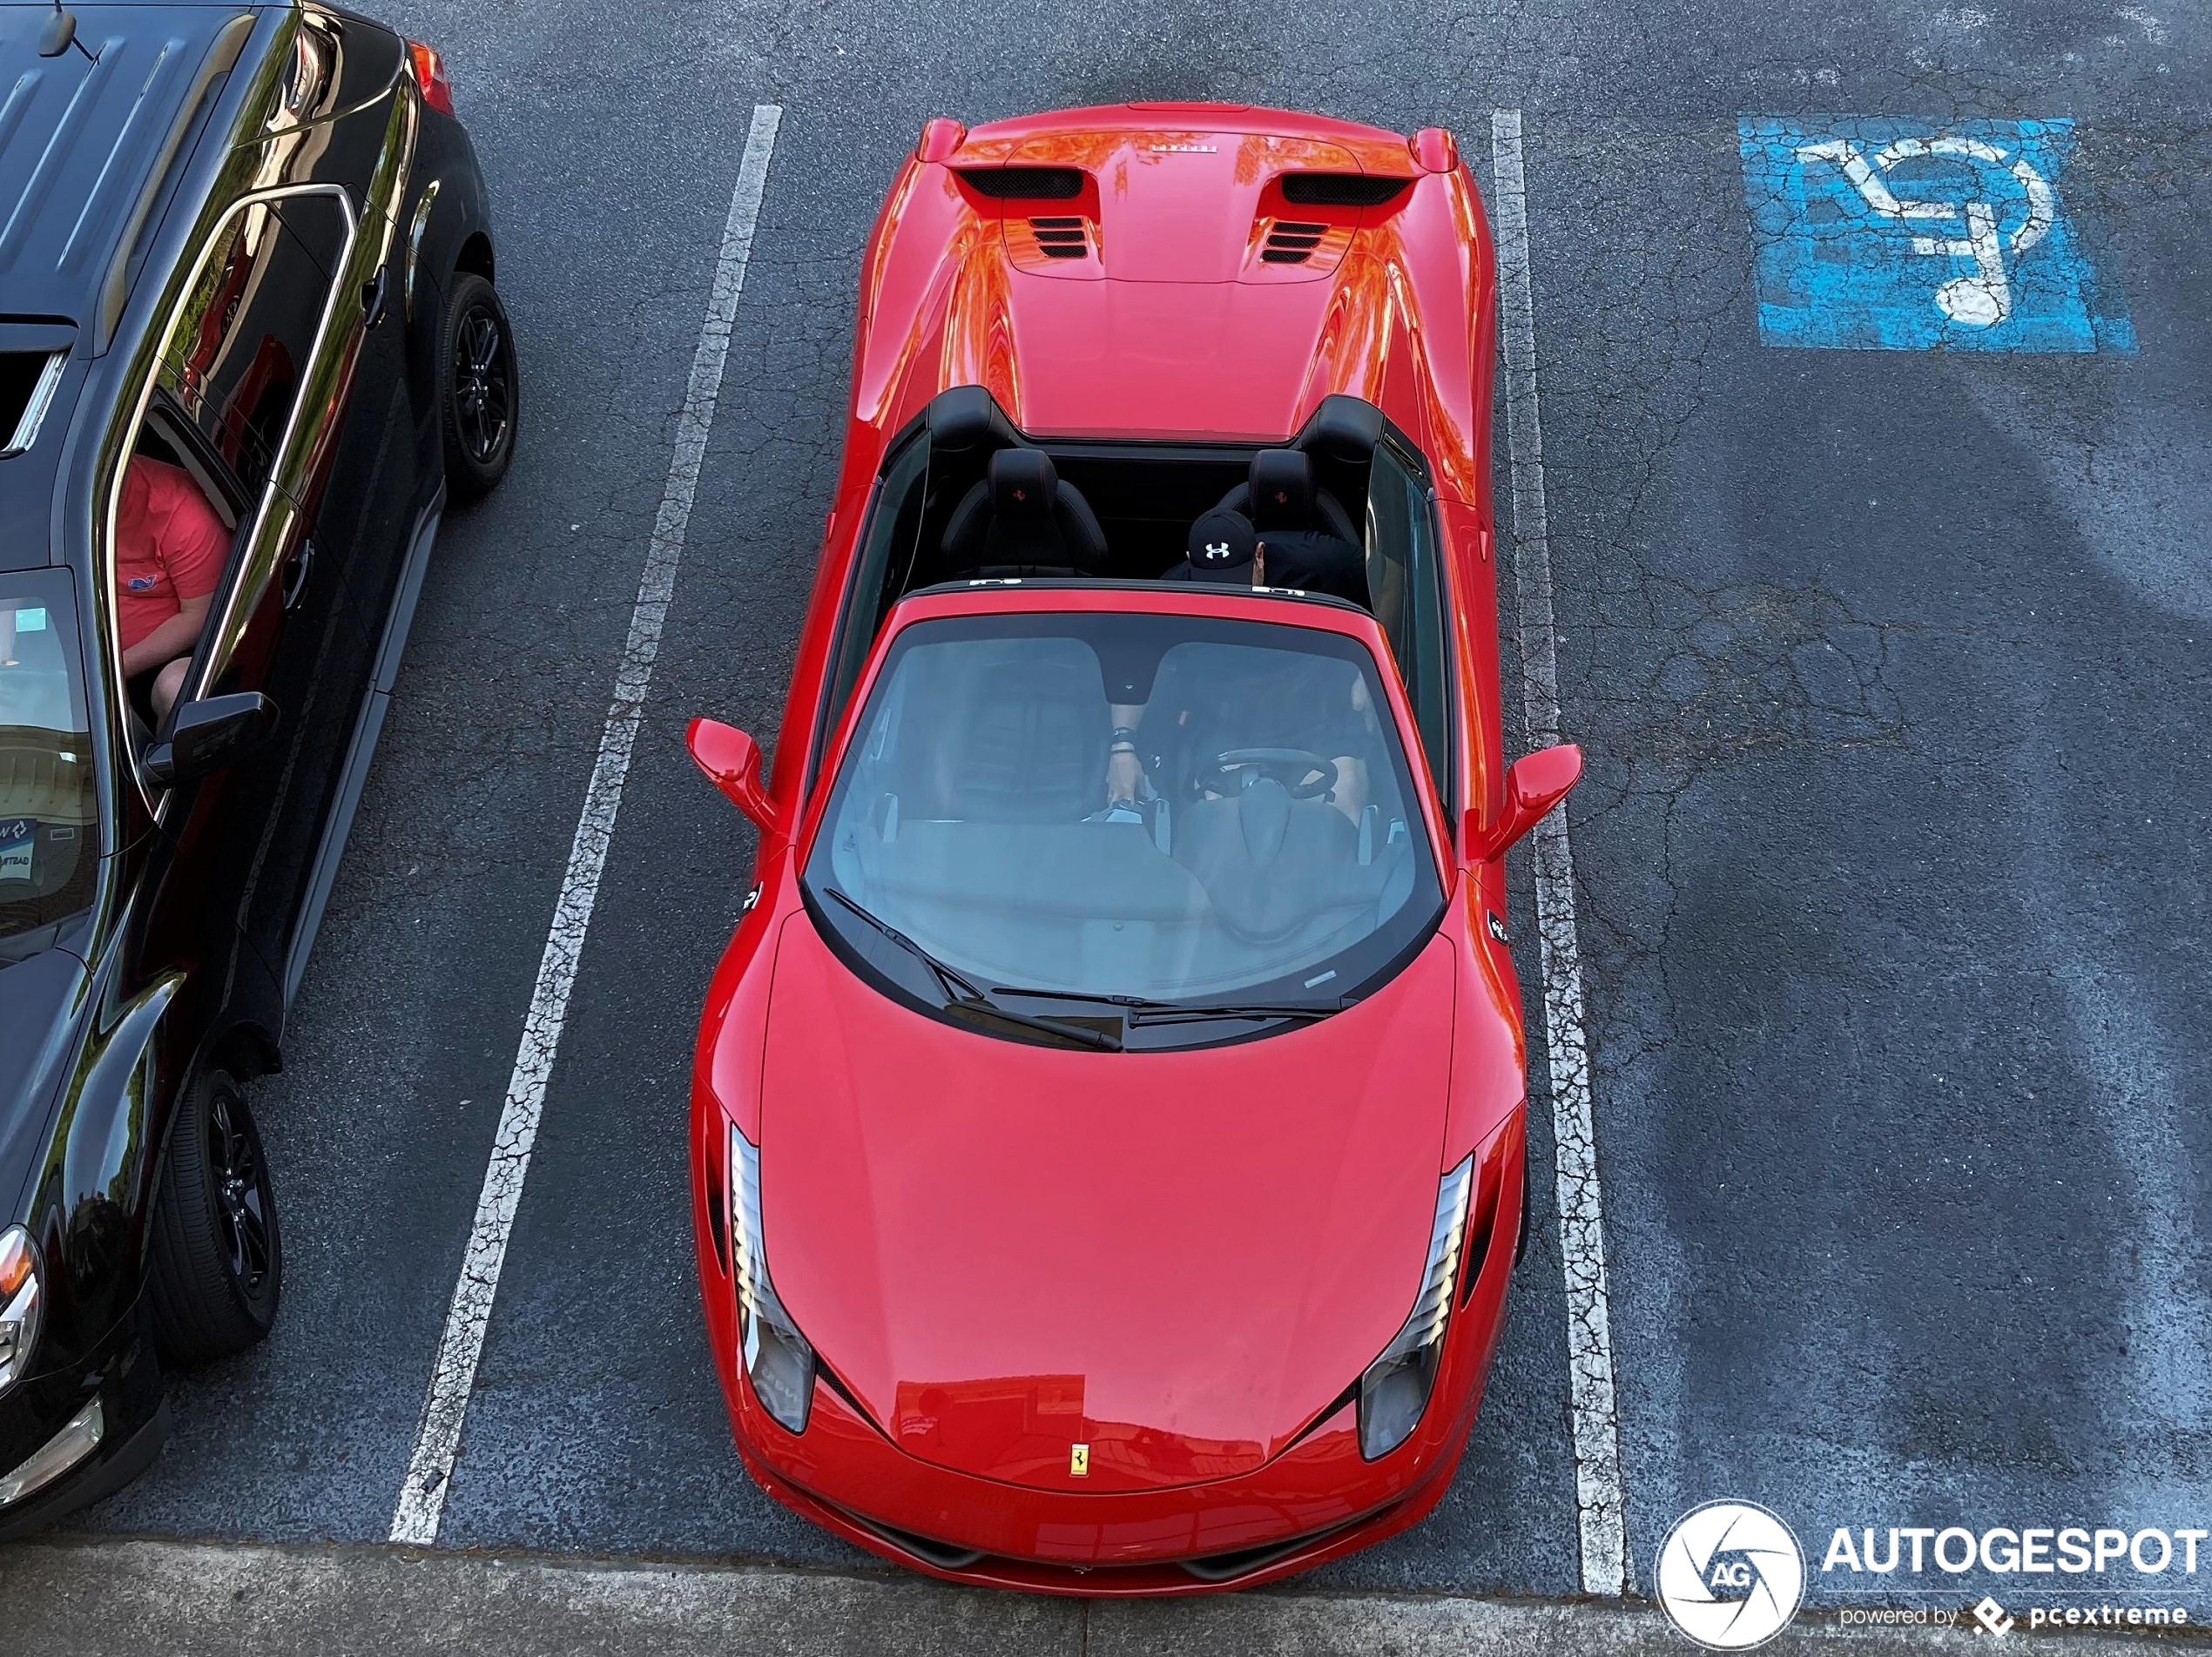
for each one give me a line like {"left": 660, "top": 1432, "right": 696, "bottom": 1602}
{"left": 115, "top": 455, "right": 229, "bottom": 722}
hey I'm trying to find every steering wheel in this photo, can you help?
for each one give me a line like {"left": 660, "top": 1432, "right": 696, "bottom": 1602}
{"left": 1203, "top": 748, "right": 1339, "bottom": 800}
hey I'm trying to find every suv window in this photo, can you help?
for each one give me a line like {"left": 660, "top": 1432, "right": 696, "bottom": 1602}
{"left": 105, "top": 189, "right": 354, "bottom": 758}
{"left": 0, "top": 574, "right": 97, "bottom": 959}
{"left": 158, "top": 192, "right": 352, "bottom": 496}
{"left": 1363, "top": 441, "right": 1452, "bottom": 805}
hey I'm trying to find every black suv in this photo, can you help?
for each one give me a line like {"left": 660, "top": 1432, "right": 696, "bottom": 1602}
{"left": 0, "top": 1, "right": 513, "bottom": 1533}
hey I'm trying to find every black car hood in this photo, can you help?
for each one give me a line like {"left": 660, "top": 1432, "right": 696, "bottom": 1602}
{"left": 0, "top": 946, "right": 91, "bottom": 1223}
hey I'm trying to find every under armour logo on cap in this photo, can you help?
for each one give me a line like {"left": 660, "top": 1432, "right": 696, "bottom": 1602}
{"left": 1185, "top": 508, "right": 1256, "bottom": 573}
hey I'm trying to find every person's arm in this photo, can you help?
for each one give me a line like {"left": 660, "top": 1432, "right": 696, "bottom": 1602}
{"left": 1106, "top": 701, "right": 1144, "bottom": 803}
{"left": 121, "top": 591, "right": 211, "bottom": 679}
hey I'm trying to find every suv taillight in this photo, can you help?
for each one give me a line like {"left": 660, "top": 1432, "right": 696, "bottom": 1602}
{"left": 408, "top": 41, "right": 454, "bottom": 117}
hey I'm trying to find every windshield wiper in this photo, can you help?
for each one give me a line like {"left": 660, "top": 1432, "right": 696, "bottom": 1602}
{"left": 988, "top": 984, "right": 1342, "bottom": 1027}
{"left": 1125, "top": 1002, "right": 1338, "bottom": 1027}
{"left": 819, "top": 888, "right": 1121, "bottom": 1052}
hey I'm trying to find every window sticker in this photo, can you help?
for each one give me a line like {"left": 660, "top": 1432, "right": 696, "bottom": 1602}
{"left": 0, "top": 817, "right": 35, "bottom": 882}
{"left": 12, "top": 607, "right": 46, "bottom": 631}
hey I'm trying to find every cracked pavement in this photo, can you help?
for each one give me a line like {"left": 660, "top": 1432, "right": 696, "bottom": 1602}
{"left": 31, "top": 0, "right": 2212, "bottom": 1627}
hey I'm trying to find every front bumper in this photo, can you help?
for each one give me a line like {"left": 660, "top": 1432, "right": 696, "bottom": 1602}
{"left": 0, "top": 1301, "right": 167, "bottom": 1543}
{"left": 738, "top": 1385, "right": 1467, "bottom": 1594}
{"left": 704, "top": 1177, "right": 1519, "bottom": 1595}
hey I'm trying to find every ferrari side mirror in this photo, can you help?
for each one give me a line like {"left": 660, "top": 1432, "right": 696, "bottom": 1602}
{"left": 1466, "top": 744, "right": 1581, "bottom": 863}
{"left": 687, "top": 717, "right": 774, "bottom": 831}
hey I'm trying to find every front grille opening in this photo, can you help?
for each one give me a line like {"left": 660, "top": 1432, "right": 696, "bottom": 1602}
{"left": 1261, "top": 221, "right": 1328, "bottom": 264}
{"left": 864, "top": 1518, "right": 988, "bottom": 1571}
{"left": 959, "top": 165, "right": 1083, "bottom": 199}
{"left": 1177, "top": 1516, "right": 1367, "bottom": 1583}
{"left": 1, "top": 351, "right": 65, "bottom": 457}
{"left": 1281, "top": 172, "right": 1411, "bottom": 206}
{"left": 1028, "top": 215, "right": 1089, "bottom": 258}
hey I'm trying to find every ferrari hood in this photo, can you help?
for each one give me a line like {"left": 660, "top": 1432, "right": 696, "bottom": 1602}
{"left": 759, "top": 917, "right": 1454, "bottom": 1492}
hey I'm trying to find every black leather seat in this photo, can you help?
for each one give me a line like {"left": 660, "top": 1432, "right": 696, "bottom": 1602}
{"left": 1216, "top": 448, "right": 1359, "bottom": 544}
{"left": 941, "top": 448, "right": 1110, "bottom": 579}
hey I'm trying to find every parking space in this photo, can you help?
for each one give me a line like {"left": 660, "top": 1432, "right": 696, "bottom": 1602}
{"left": 1517, "top": 94, "right": 2211, "bottom": 1602}
{"left": 58, "top": 0, "right": 2212, "bottom": 1626}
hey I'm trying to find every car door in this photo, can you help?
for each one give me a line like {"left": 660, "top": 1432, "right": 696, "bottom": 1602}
{"left": 119, "top": 185, "right": 364, "bottom": 1036}
{"left": 220, "top": 11, "right": 423, "bottom": 1014}
{"left": 256, "top": 6, "right": 420, "bottom": 630}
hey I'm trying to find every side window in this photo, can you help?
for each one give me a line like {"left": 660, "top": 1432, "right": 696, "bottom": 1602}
{"left": 811, "top": 434, "right": 932, "bottom": 784}
{"left": 105, "top": 190, "right": 353, "bottom": 751}
{"left": 1364, "top": 441, "right": 1453, "bottom": 805}
{"left": 158, "top": 192, "right": 351, "bottom": 496}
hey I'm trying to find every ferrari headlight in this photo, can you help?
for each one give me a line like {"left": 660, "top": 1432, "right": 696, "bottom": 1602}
{"left": 729, "top": 1125, "right": 815, "bottom": 1434}
{"left": 1358, "top": 1156, "right": 1473, "bottom": 1459}
{"left": 0, "top": 1227, "right": 43, "bottom": 1398}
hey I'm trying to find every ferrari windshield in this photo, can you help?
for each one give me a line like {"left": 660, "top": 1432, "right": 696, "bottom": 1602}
{"left": 805, "top": 610, "right": 1442, "bottom": 1027}
{"left": 1, "top": 573, "right": 98, "bottom": 960}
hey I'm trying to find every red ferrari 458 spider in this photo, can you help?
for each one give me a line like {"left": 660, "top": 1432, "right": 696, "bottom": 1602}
{"left": 685, "top": 101, "right": 1581, "bottom": 1594}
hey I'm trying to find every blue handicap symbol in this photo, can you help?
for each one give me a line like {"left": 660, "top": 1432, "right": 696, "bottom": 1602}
{"left": 1738, "top": 117, "right": 2134, "bottom": 353}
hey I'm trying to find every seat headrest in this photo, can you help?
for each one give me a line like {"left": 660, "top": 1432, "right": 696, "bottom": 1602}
{"left": 1248, "top": 449, "right": 1314, "bottom": 530}
{"left": 1186, "top": 508, "right": 1256, "bottom": 574}
{"left": 989, "top": 448, "right": 1057, "bottom": 521}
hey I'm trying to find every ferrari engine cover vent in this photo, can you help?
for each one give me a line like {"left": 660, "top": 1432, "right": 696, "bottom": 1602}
{"left": 958, "top": 166, "right": 1083, "bottom": 199}
{"left": 1261, "top": 221, "right": 1329, "bottom": 263}
{"left": 1027, "top": 216, "right": 1088, "bottom": 258}
{"left": 1280, "top": 173, "right": 1410, "bottom": 207}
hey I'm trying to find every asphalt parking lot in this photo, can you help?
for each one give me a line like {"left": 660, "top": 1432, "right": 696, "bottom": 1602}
{"left": 24, "top": 0, "right": 2210, "bottom": 1640}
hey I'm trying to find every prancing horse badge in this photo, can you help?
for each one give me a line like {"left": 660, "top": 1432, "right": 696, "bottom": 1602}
{"left": 1069, "top": 1443, "right": 1090, "bottom": 1477}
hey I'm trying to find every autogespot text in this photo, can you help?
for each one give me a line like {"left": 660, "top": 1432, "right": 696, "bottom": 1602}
{"left": 1823, "top": 1525, "right": 2209, "bottom": 1577}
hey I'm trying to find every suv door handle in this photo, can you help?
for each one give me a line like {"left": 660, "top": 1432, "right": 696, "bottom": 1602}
{"left": 283, "top": 537, "right": 317, "bottom": 610}
{"left": 361, "top": 266, "right": 390, "bottom": 331}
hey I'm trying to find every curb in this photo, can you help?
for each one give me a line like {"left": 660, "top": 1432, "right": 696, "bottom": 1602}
{"left": 4, "top": 1534, "right": 2206, "bottom": 1654}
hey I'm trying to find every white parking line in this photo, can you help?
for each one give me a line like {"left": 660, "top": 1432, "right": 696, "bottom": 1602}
{"left": 388, "top": 103, "right": 784, "bottom": 1546}
{"left": 1489, "top": 108, "right": 1630, "bottom": 1598}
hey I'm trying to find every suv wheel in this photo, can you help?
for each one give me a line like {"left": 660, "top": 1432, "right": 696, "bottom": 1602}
{"left": 439, "top": 271, "right": 517, "bottom": 501}
{"left": 149, "top": 1070, "right": 282, "bottom": 1365}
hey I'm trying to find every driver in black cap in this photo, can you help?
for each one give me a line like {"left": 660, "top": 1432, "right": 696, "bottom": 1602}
{"left": 1162, "top": 506, "right": 1366, "bottom": 602}
{"left": 1106, "top": 509, "right": 1373, "bottom": 815}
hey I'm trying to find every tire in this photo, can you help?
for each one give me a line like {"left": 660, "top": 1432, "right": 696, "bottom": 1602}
{"left": 437, "top": 271, "right": 517, "bottom": 501}
{"left": 148, "top": 1070, "right": 282, "bottom": 1366}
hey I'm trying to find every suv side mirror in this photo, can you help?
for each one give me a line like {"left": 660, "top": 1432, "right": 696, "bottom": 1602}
{"left": 1467, "top": 744, "right": 1582, "bottom": 863}
{"left": 687, "top": 717, "right": 774, "bottom": 831}
{"left": 144, "top": 692, "right": 276, "bottom": 788}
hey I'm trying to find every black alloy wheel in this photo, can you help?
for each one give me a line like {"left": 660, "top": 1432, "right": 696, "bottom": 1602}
{"left": 149, "top": 1070, "right": 283, "bottom": 1365}
{"left": 208, "top": 1087, "right": 274, "bottom": 1291}
{"left": 439, "top": 271, "right": 517, "bottom": 500}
